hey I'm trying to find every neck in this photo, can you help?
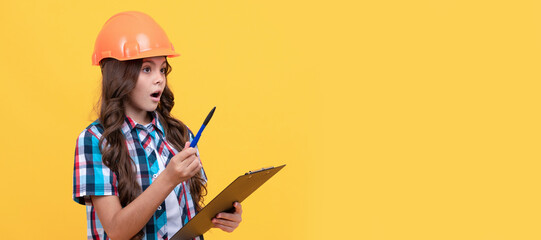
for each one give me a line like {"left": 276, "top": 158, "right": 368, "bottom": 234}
{"left": 126, "top": 110, "right": 151, "bottom": 125}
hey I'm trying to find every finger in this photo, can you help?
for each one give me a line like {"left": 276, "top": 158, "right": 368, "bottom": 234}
{"left": 183, "top": 147, "right": 197, "bottom": 156}
{"left": 183, "top": 157, "right": 201, "bottom": 176}
{"left": 177, "top": 155, "right": 195, "bottom": 169}
{"left": 193, "top": 163, "right": 202, "bottom": 176}
{"left": 186, "top": 158, "right": 202, "bottom": 173}
{"left": 188, "top": 156, "right": 201, "bottom": 168}
{"left": 174, "top": 150, "right": 195, "bottom": 163}
{"left": 216, "top": 212, "right": 241, "bottom": 223}
{"left": 184, "top": 154, "right": 197, "bottom": 163}
{"left": 194, "top": 160, "right": 202, "bottom": 173}
{"left": 212, "top": 223, "right": 235, "bottom": 233}
{"left": 181, "top": 141, "right": 196, "bottom": 154}
{"left": 212, "top": 218, "right": 239, "bottom": 229}
{"left": 177, "top": 149, "right": 197, "bottom": 163}
{"left": 234, "top": 202, "right": 243, "bottom": 214}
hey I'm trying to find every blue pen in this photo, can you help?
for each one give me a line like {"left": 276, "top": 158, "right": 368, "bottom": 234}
{"left": 190, "top": 106, "right": 216, "bottom": 148}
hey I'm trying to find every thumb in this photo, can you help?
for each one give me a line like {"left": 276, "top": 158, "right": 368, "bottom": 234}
{"left": 184, "top": 141, "right": 190, "bottom": 150}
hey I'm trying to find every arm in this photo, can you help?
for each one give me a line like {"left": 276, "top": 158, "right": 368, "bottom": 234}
{"left": 91, "top": 176, "right": 173, "bottom": 239}
{"left": 92, "top": 142, "right": 201, "bottom": 240}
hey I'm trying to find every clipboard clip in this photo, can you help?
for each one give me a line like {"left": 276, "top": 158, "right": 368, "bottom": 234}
{"left": 245, "top": 166, "right": 275, "bottom": 175}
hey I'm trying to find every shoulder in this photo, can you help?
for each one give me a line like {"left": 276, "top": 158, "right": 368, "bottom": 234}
{"left": 74, "top": 120, "right": 107, "bottom": 163}
{"left": 76, "top": 120, "right": 105, "bottom": 143}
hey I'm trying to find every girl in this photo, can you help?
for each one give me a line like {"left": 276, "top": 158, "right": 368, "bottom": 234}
{"left": 73, "top": 11, "right": 242, "bottom": 240}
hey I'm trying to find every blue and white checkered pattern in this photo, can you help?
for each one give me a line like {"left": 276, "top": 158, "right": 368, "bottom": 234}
{"left": 73, "top": 112, "right": 206, "bottom": 240}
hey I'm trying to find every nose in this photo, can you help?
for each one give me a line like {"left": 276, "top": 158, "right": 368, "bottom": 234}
{"left": 153, "top": 71, "right": 165, "bottom": 85}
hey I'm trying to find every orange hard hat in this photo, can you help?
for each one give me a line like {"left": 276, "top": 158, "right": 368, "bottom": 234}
{"left": 92, "top": 11, "right": 180, "bottom": 65}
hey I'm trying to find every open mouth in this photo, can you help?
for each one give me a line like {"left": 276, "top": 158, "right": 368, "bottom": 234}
{"left": 151, "top": 91, "right": 161, "bottom": 98}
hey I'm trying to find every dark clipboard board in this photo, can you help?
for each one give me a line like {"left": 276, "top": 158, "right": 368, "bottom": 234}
{"left": 170, "top": 164, "right": 286, "bottom": 240}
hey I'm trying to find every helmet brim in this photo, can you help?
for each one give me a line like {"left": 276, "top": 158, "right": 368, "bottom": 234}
{"left": 93, "top": 48, "right": 180, "bottom": 66}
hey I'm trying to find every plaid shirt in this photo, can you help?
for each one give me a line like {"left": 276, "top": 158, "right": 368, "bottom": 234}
{"left": 73, "top": 112, "right": 206, "bottom": 240}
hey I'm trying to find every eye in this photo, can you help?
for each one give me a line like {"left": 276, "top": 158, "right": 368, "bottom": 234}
{"left": 142, "top": 67, "right": 151, "bottom": 73}
{"left": 160, "top": 67, "right": 167, "bottom": 74}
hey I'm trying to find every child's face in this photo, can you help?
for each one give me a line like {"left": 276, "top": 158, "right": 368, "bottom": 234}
{"left": 125, "top": 56, "right": 167, "bottom": 117}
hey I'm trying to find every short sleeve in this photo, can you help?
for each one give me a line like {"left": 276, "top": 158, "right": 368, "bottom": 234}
{"left": 73, "top": 128, "right": 118, "bottom": 205}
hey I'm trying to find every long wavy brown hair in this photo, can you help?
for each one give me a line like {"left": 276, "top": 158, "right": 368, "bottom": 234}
{"left": 97, "top": 58, "right": 207, "bottom": 239}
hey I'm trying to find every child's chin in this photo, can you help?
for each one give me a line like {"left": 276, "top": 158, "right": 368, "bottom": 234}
{"left": 146, "top": 105, "right": 159, "bottom": 112}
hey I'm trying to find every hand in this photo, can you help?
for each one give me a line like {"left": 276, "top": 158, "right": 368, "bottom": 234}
{"left": 212, "top": 202, "right": 243, "bottom": 233}
{"left": 162, "top": 142, "right": 202, "bottom": 186}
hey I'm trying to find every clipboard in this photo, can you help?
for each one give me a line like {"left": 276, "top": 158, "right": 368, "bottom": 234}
{"left": 170, "top": 164, "right": 286, "bottom": 240}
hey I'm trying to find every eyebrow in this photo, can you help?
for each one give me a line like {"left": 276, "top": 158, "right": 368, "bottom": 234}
{"left": 142, "top": 59, "right": 167, "bottom": 67}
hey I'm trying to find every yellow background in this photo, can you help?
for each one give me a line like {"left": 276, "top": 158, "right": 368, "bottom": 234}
{"left": 1, "top": 0, "right": 540, "bottom": 239}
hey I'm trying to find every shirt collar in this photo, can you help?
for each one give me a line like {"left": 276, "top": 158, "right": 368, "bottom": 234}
{"left": 121, "top": 111, "right": 165, "bottom": 136}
